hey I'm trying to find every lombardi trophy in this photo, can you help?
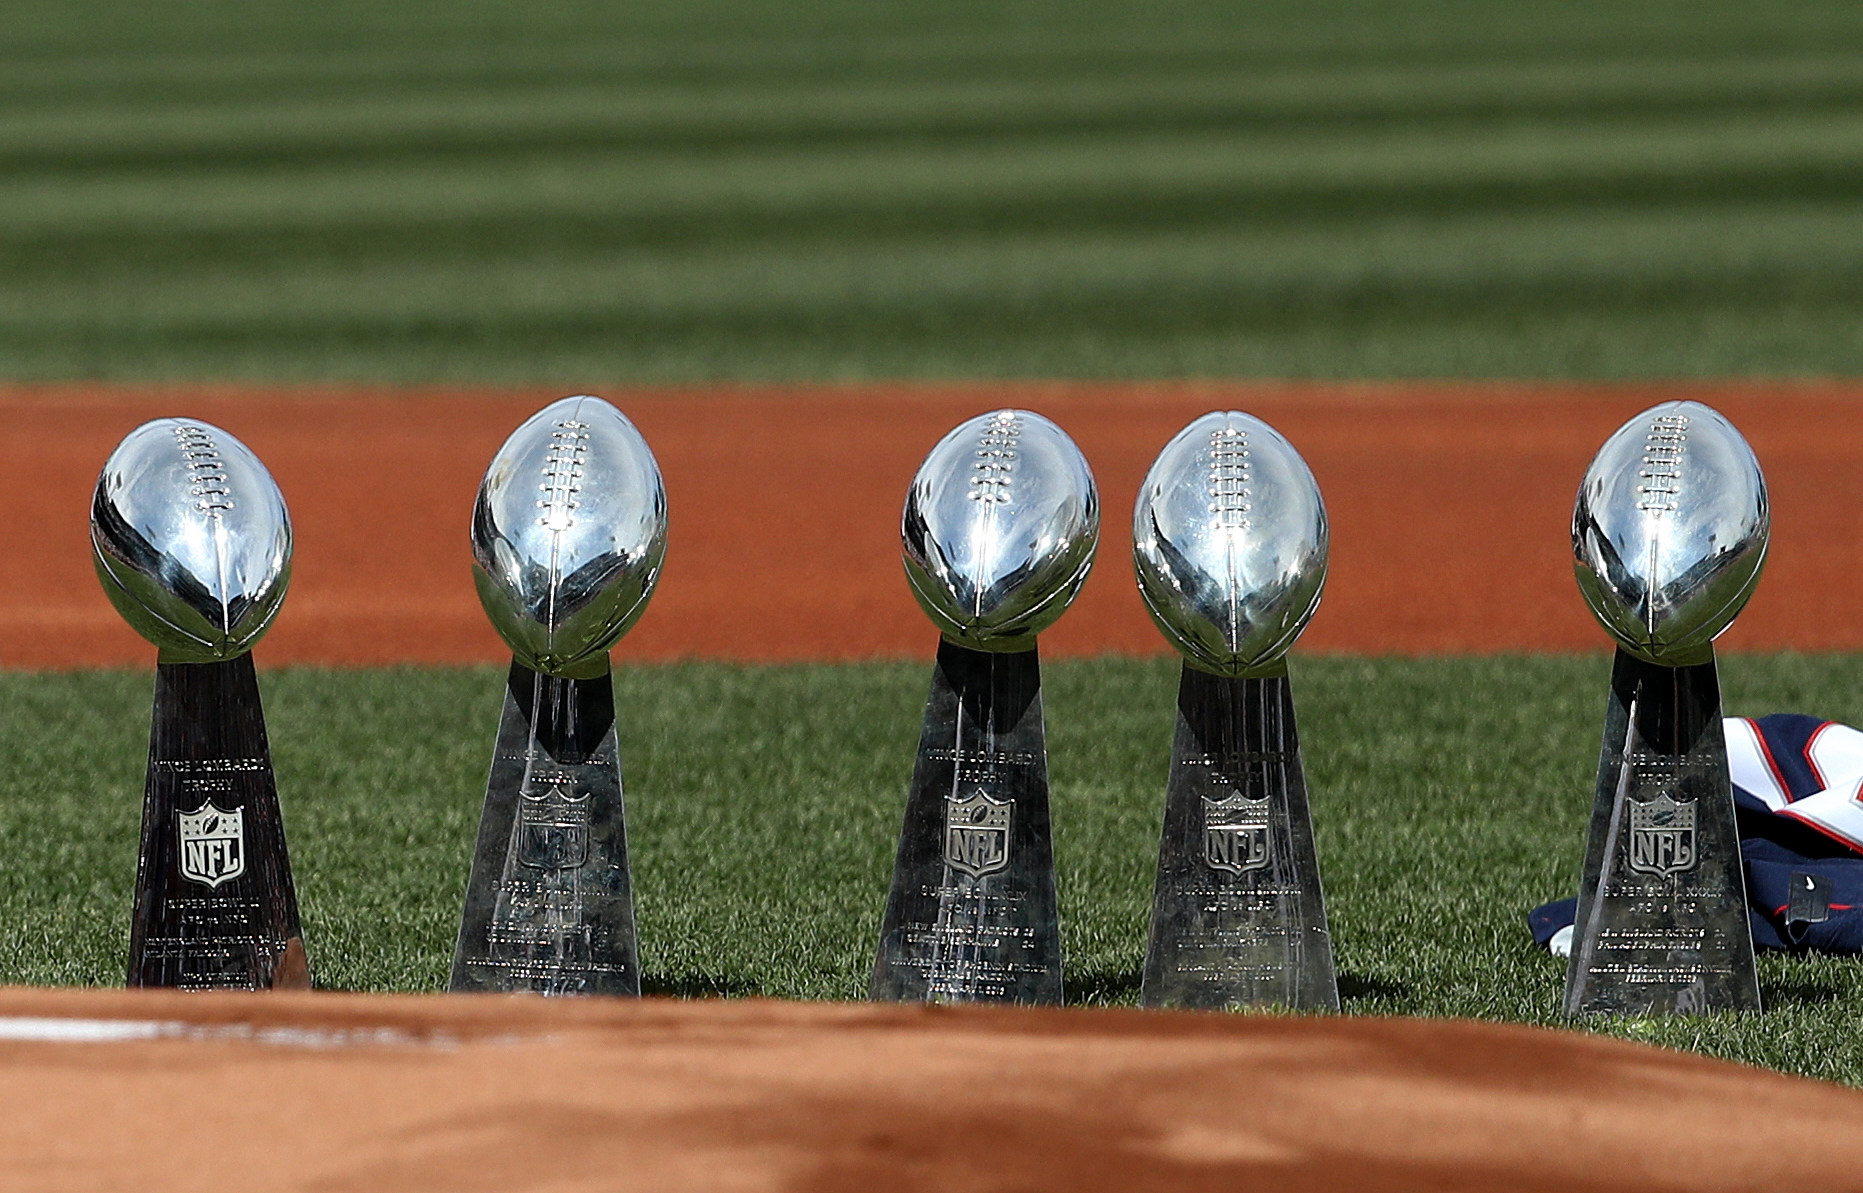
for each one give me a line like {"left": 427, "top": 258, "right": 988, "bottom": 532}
{"left": 450, "top": 395, "right": 666, "bottom": 996}
{"left": 93, "top": 419, "right": 308, "bottom": 990}
{"left": 870, "top": 410, "right": 1098, "bottom": 1004}
{"left": 1566, "top": 401, "right": 1766, "bottom": 1016}
{"left": 1133, "top": 411, "right": 1339, "bottom": 1011}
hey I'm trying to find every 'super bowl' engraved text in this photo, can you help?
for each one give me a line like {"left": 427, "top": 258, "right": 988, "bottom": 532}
{"left": 172, "top": 424, "right": 234, "bottom": 516}
{"left": 1206, "top": 425, "right": 1251, "bottom": 528}
{"left": 916, "top": 886, "right": 1031, "bottom": 911}
{"left": 142, "top": 893, "right": 278, "bottom": 990}
{"left": 1635, "top": 414, "right": 1690, "bottom": 514}
{"left": 494, "top": 876, "right": 596, "bottom": 906}
{"left": 536, "top": 419, "right": 591, "bottom": 530}
{"left": 967, "top": 411, "right": 1021, "bottom": 504}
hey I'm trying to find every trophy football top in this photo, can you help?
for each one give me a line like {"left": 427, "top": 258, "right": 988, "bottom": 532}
{"left": 471, "top": 395, "right": 667, "bottom": 679}
{"left": 1573, "top": 400, "right": 1769, "bottom": 665}
{"left": 1133, "top": 410, "right": 1328, "bottom": 677}
{"left": 91, "top": 418, "right": 293, "bottom": 662}
{"left": 901, "top": 409, "right": 1099, "bottom": 652}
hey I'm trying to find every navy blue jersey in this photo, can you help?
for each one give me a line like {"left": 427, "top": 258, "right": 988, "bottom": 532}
{"left": 1532, "top": 714, "right": 1863, "bottom": 954}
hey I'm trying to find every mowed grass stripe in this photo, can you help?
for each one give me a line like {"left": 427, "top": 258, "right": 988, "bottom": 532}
{"left": 5, "top": 54, "right": 1863, "bottom": 169}
{"left": 5, "top": 0, "right": 1859, "bottom": 78}
{"left": 4, "top": 656, "right": 1863, "bottom": 1083}
{"left": 1, "top": 0, "right": 1862, "bottom": 379}
{"left": 11, "top": 204, "right": 1858, "bottom": 323}
{"left": 10, "top": 111, "right": 1863, "bottom": 238}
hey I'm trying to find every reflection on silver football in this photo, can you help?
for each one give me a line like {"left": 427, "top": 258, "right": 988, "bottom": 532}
{"left": 1573, "top": 400, "right": 1768, "bottom": 665}
{"left": 902, "top": 409, "right": 1099, "bottom": 652}
{"left": 1133, "top": 411, "right": 1327, "bottom": 676}
{"left": 472, "top": 395, "right": 667, "bottom": 678}
{"left": 91, "top": 419, "right": 292, "bottom": 662}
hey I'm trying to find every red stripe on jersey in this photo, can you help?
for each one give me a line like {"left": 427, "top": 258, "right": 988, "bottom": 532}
{"left": 1747, "top": 717, "right": 1795, "bottom": 804}
{"left": 1805, "top": 721, "right": 1839, "bottom": 790}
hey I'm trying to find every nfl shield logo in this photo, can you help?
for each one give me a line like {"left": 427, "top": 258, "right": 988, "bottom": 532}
{"left": 518, "top": 783, "right": 590, "bottom": 871}
{"left": 1203, "top": 790, "right": 1270, "bottom": 875}
{"left": 1628, "top": 793, "right": 1697, "bottom": 877}
{"left": 944, "top": 789, "right": 1011, "bottom": 879}
{"left": 177, "top": 801, "right": 245, "bottom": 889}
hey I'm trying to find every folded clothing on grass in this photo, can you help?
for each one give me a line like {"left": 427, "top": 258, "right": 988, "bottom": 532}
{"left": 1532, "top": 714, "right": 1863, "bottom": 956}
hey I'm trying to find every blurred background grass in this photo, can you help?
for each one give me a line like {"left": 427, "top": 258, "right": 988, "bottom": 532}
{"left": 3, "top": 0, "right": 1862, "bottom": 381}
{"left": 5, "top": 656, "right": 1863, "bottom": 1081}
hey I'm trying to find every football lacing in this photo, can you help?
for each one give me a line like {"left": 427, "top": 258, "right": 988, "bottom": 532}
{"left": 172, "top": 424, "right": 234, "bottom": 516}
{"left": 537, "top": 419, "right": 590, "bottom": 529}
{"left": 968, "top": 411, "right": 1021, "bottom": 504}
{"left": 1207, "top": 425, "right": 1251, "bottom": 529}
{"left": 1636, "top": 414, "right": 1690, "bottom": 513}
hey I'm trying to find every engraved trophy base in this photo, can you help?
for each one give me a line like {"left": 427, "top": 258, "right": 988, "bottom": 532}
{"left": 450, "top": 657, "right": 639, "bottom": 997}
{"left": 870, "top": 640, "right": 1064, "bottom": 1005}
{"left": 1140, "top": 661, "right": 1338, "bottom": 1011}
{"left": 129, "top": 653, "right": 309, "bottom": 991}
{"left": 1564, "top": 646, "right": 1761, "bottom": 1016}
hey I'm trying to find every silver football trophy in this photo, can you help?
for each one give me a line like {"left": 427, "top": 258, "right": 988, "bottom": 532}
{"left": 870, "top": 410, "right": 1098, "bottom": 1004}
{"left": 1133, "top": 412, "right": 1339, "bottom": 1011}
{"left": 450, "top": 395, "right": 666, "bottom": 996}
{"left": 92, "top": 419, "right": 309, "bottom": 990}
{"left": 1566, "top": 401, "right": 1766, "bottom": 1015}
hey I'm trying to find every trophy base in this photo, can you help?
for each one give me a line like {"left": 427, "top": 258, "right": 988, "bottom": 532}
{"left": 870, "top": 640, "right": 1064, "bottom": 1005}
{"left": 1141, "top": 661, "right": 1339, "bottom": 1011}
{"left": 128, "top": 653, "right": 308, "bottom": 991}
{"left": 1564, "top": 647, "right": 1761, "bottom": 1016}
{"left": 450, "top": 658, "right": 640, "bottom": 997}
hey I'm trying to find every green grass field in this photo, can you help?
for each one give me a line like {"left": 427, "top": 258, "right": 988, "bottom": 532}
{"left": 4, "top": 0, "right": 1863, "bottom": 380}
{"left": 4, "top": 655, "right": 1863, "bottom": 1082}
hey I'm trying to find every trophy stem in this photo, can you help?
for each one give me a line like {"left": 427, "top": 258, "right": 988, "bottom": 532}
{"left": 449, "top": 658, "right": 639, "bottom": 996}
{"left": 870, "top": 640, "right": 1064, "bottom": 1004}
{"left": 1565, "top": 646, "right": 1761, "bottom": 1016}
{"left": 1140, "top": 662, "right": 1338, "bottom": 1011}
{"left": 129, "top": 653, "right": 309, "bottom": 990}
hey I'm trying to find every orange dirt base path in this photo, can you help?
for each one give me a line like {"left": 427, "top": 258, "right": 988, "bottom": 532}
{"left": 1, "top": 986, "right": 1859, "bottom": 1193}
{"left": 3, "top": 381, "right": 1861, "bottom": 667}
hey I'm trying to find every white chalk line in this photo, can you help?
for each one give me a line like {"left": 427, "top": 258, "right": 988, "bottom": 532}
{"left": 0, "top": 1015, "right": 459, "bottom": 1049}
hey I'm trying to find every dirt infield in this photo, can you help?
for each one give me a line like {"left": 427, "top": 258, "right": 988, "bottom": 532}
{"left": 0, "top": 986, "right": 1857, "bottom": 1193}
{"left": 5, "top": 380, "right": 1862, "bottom": 667}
